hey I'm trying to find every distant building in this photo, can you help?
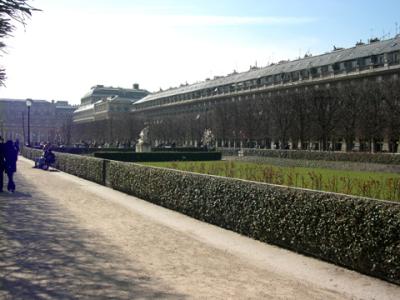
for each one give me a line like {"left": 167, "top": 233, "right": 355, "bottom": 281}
{"left": 0, "top": 98, "right": 76, "bottom": 145}
{"left": 72, "top": 84, "right": 149, "bottom": 144}
{"left": 73, "top": 84, "right": 149, "bottom": 124}
{"left": 132, "top": 36, "right": 400, "bottom": 152}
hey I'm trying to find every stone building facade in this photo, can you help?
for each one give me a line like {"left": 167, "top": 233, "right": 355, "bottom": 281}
{"left": 0, "top": 98, "right": 76, "bottom": 145}
{"left": 132, "top": 36, "right": 400, "bottom": 152}
{"left": 72, "top": 84, "right": 149, "bottom": 144}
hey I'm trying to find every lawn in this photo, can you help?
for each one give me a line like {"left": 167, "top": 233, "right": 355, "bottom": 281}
{"left": 141, "top": 161, "right": 400, "bottom": 201}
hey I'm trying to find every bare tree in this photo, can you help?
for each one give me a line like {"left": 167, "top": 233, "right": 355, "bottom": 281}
{"left": 289, "top": 89, "right": 311, "bottom": 149}
{"left": 309, "top": 87, "right": 339, "bottom": 151}
{"left": 358, "top": 80, "right": 387, "bottom": 152}
{"left": 269, "top": 92, "right": 294, "bottom": 149}
{"left": 0, "top": 0, "right": 38, "bottom": 84}
{"left": 59, "top": 113, "right": 73, "bottom": 145}
{"left": 336, "top": 82, "right": 362, "bottom": 151}
{"left": 381, "top": 77, "right": 400, "bottom": 151}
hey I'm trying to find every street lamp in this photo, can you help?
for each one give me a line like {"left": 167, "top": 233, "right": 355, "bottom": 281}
{"left": 26, "top": 99, "right": 32, "bottom": 146}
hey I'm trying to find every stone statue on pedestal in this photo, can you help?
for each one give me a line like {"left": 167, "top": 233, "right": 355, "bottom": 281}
{"left": 136, "top": 127, "right": 151, "bottom": 152}
{"left": 201, "top": 128, "right": 215, "bottom": 150}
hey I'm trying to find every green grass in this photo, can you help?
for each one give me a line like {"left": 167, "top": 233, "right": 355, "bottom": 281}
{"left": 141, "top": 161, "right": 400, "bottom": 201}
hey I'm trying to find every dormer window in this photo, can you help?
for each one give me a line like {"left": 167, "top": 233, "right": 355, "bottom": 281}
{"left": 310, "top": 67, "right": 319, "bottom": 76}
{"left": 300, "top": 69, "right": 309, "bottom": 78}
{"left": 321, "top": 65, "right": 329, "bottom": 75}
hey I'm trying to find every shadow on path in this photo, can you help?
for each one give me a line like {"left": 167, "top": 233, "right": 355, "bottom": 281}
{"left": 0, "top": 173, "right": 185, "bottom": 299}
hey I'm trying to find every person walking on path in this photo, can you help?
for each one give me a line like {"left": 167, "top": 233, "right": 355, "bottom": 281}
{"left": 4, "top": 140, "right": 18, "bottom": 192}
{"left": 14, "top": 138, "right": 20, "bottom": 153}
{"left": 0, "top": 136, "right": 5, "bottom": 192}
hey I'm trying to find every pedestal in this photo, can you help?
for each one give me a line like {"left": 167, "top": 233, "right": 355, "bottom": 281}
{"left": 341, "top": 140, "right": 347, "bottom": 152}
{"left": 136, "top": 143, "right": 151, "bottom": 152}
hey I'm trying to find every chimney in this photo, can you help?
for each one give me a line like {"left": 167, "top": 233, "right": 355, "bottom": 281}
{"left": 133, "top": 83, "right": 139, "bottom": 90}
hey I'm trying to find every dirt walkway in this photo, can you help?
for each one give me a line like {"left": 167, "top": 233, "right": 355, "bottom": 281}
{"left": 0, "top": 157, "right": 399, "bottom": 299}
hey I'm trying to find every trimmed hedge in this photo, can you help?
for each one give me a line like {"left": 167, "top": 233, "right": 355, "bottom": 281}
{"left": 53, "top": 147, "right": 135, "bottom": 155}
{"left": 93, "top": 151, "right": 222, "bottom": 162}
{"left": 107, "top": 162, "right": 400, "bottom": 284}
{"left": 21, "top": 147, "right": 104, "bottom": 184}
{"left": 224, "top": 156, "right": 400, "bottom": 174}
{"left": 21, "top": 147, "right": 400, "bottom": 284}
{"left": 151, "top": 147, "right": 209, "bottom": 152}
{"left": 220, "top": 148, "right": 400, "bottom": 165}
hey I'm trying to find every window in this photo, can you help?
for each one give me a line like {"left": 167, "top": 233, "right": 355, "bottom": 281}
{"left": 344, "top": 61, "right": 355, "bottom": 71}
{"left": 300, "top": 69, "right": 309, "bottom": 78}
{"left": 321, "top": 65, "right": 329, "bottom": 75}
{"left": 371, "top": 55, "right": 384, "bottom": 66}
{"left": 291, "top": 72, "right": 299, "bottom": 81}
{"left": 282, "top": 73, "right": 290, "bottom": 82}
{"left": 388, "top": 51, "right": 399, "bottom": 65}
{"left": 358, "top": 57, "right": 366, "bottom": 68}
{"left": 310, "top": 67, "right": 319, "bottom": 76}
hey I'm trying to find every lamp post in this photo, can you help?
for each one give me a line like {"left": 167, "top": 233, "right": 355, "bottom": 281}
{"left": 26, "top": 99, "right": 32, "bottom": 146}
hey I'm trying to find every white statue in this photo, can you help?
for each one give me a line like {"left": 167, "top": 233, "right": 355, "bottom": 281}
{"left": 201, "top": 128, "right": 215, "bottom": 150}
{"left": 138, "top": 127, "right": 149, "bottom": 145}
{"left": 136, "top": 127, "right": 151, "bottom": 152}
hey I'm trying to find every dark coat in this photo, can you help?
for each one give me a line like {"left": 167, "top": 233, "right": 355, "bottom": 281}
{"left": 4, "top": 141, "right": 17, "bottom": 173}
{"left": 0, "top": 143, "right": 5, "bottom": 171}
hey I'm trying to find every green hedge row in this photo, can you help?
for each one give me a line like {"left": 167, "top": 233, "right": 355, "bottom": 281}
{"left": 22, "top": 147, "right": 105, "bottom": 184}
{"left": 220, "top": 148, "right": 400, "bottom": 165}
{"left": 21, "top": 147, "right": 400, "bottom": 284}
{"left": 224, "top": 156, "right": 400, "bottom": 174}
{"left": 94, "top": 151, "right": 222, "bottom": 162}
{"left": 40, "top": 146, "right": 135, "bottom": 155}
{"left": 151, "top": 147, "right": 209, "bottom": 152}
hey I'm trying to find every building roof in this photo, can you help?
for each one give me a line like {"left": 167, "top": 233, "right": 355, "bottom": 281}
{"left": 0, "top": 99, "right": 75, "bottom": 110}
{"left": 135, "top": 35, "right": 400, "bottom": 105}
{"left": 0, "top": 98, "right": 49, "bottom": 104}
{"left": 74, "top": 103, "right": 95, "bottom": 113}
{"left": 82, "top": 85, "right": 149, "bottom": 100}
{"left": 108, "top": 95, "right": 139, "bottom": 104}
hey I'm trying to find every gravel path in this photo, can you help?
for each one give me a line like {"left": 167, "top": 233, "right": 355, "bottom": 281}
{"left": 0, "top": 157, "right": 399, "bottom": 299}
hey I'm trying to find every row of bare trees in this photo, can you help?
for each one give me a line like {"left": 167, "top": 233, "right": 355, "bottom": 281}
{"left": 144, "top": 76, "right": 400, "bottom": 152}
{"left": 71, "top": 116, "right": 143, "bottom": 147}
{"left": 71, "top": 76, "right": 400, "bottom": 152}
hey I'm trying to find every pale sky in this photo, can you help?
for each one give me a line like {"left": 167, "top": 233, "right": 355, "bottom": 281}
{"left": 1, "top": 0, "right": 399, "bottom": 104}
